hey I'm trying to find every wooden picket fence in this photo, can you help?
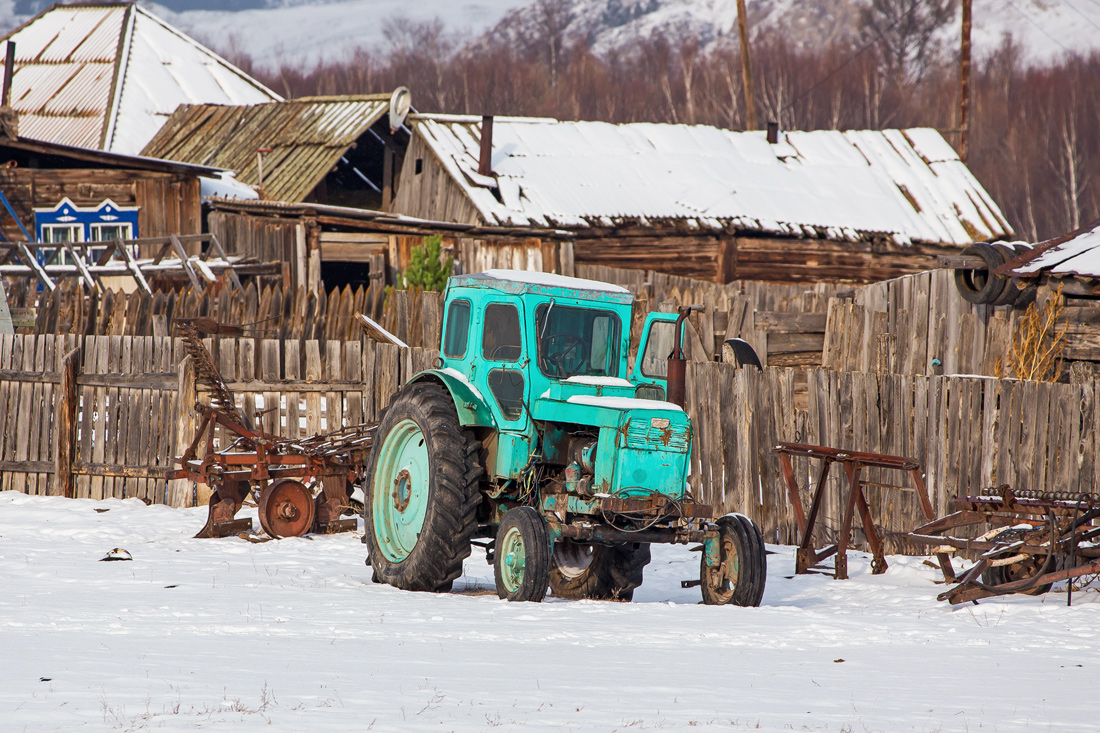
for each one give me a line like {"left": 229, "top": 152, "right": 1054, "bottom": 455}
{"left": 4, "top": 332, "right": 1099, "bottom": 552}
{"left": 0, "top": 332, "right": 439, "bottom": 506}
{"left": 683, "top": 362, "right": 1100, "bottom": 547}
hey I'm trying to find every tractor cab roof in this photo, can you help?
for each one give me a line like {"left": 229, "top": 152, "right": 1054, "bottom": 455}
{"left": 448, "top": 269, "right": 634, "bottom": 305}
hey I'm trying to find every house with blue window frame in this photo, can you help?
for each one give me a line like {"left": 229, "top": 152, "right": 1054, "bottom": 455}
{"left": 0, "top": 134, "right": 222, "bottom": 258}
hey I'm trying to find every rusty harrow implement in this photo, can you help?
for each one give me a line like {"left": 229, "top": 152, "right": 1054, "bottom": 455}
{"left": 170, "top": 318, "right": 375, "bottom": 539}
{"left": 908, "top": 486, "right": 1100, "bottom": 604}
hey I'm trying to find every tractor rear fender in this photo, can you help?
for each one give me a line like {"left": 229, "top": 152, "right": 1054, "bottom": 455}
{"left": 407, "top": 369, "right": 497, "bottom": 428}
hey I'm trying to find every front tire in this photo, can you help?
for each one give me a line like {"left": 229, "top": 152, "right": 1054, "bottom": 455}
{"left": 364, "top": 382, "right": 482, "bottom": 592}
{"left": 494, "top": 507, "right": 551, "bottom": 602}
{"left": 549, "top": 541, "right": 651, "bottom": 601}
{"left": 701, "top": 514, "right": 767, "bottom": 607}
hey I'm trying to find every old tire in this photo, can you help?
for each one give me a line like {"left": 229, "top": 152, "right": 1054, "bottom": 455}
{"left": 549, "top": 541, "right": 651, "bottom": 601}
{"left": 701, "top": 514, "right": 767, "bottom": 607}
{"left": 364, "top": 381, "right": 482, "bottom": 592}
{"left": 494, "top": 507, "right": 551, "bottom": 602}
{"left": 991, "top": 243, "right": 1022, "bottom": 307}
{"left": 954, "top": 243, "right": 1006, "bottom": 305}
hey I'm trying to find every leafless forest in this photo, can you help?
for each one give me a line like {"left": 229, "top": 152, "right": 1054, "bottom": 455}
{"left": 223, "top": 14, "right": 1099, "bottom": 244}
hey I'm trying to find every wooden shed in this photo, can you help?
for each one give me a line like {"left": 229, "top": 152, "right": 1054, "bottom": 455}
{"left": 206, "top": 198, "right": 573, "bottom": 292}
{"left": 0, "top": 134, "right": 219, "bottom": 244}
{"left": 393, "top": 115, "right": 1014, "bottom": 284}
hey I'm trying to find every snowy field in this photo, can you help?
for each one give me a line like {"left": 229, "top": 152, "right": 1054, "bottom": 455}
{"left": 2, "top": 490, "right": 1097, "bottom": 732}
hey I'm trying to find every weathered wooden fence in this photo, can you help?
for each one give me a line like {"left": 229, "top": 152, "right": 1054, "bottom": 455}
{"left": 684, "top": 362, "right": 1100, "bottom": 547}
{"left": 0, "top": 333, "right": 439, "bottom": 506}
{"left": 5, "top": 332, "right": 1098, "bottom": 553}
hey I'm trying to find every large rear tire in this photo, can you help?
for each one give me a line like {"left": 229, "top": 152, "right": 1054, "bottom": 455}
{"left": 364, "top": 381, "right": 482, "bottom": 592}
{"left": 701, "top": 514, "right": 767, "bottom": 607}
{"left": 549, "top": 541, "right": 651, "bottom": 601}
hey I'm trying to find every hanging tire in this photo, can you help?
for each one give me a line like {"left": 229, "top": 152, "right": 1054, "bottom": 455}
{"left": 494, "top": 507, "right": 552, "bottom": 602}
{"left": 364, "top": 381, "right": 483, "bottom": 592}
{"left": 991, "top": 243, "right": 1022, "bottom": 307}
{"left": 701, "top": 513, "right": 767, "bottom": 607}
{"left": 549, "top": 541, "right": 651, "bottom": 601}
{"left": 954, "top": 243, "right": 1006, "bottom": 305}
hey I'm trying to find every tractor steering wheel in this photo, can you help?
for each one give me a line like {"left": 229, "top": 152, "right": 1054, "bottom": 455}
{"left": 542, "top": 333, "right": 589, "bottom": 378}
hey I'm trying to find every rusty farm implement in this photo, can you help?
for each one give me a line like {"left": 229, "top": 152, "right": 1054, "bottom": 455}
{"left": 909, "top": 486, "right": 1100, "bottom": 604}
{"left": 170, "top": 318, "right": 374, "bottom": 539}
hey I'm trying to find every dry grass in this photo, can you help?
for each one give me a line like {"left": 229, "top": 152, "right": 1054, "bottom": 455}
{"left": 1003, "top": 283, "right": 1067, "bottom": 382}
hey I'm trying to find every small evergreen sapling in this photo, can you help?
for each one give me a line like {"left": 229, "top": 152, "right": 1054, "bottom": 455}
{"left": 401, "top": 235, "right": 453, "bottom": 291}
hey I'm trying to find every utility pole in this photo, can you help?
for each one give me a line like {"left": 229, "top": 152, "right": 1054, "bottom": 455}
{"left": 957, "top": 0, "right": 972, "bottom": 162}
{"left": 735, "top": 0, "right": 758, "bottom": 130}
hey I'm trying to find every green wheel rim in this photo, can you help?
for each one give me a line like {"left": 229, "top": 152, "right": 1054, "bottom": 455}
{"left": 372, "top": 419, "right": 431, "bottom": 562}
{"left": 499, "top": 526, "right": 526, "bottom": 593}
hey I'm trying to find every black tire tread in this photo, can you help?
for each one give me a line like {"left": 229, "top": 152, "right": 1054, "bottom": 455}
{"left": 549, "top": 542, "right": 651, "bottom": 601}
{"left": 701, "top": 514, "right": 767, "bottom": 607}
{"left": 494, "top": 507, "right": 551, "bottom": 602}
{"left": 364, "top": 381, "right": 482, "bottom": 593}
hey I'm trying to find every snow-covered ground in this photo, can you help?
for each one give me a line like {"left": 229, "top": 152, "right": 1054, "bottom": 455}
{"left": 2, "top": 490, "right": 1097, "bottom": 731}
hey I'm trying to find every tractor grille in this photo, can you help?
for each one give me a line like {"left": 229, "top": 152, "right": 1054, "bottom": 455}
{"left": 625, "top": 419, "right": 691, "bottom": 452}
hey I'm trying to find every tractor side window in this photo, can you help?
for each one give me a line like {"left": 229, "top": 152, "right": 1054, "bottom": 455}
{"left": 640, "top": 321, "right": 676, "bottom": 378}
{"left": 482, "top": 303, "right": 522, "bottom": 362}
{"left": 443, "top": 300, "right": 471, "bottom": 358}
{"left": 487, "top": 369, "right": 525, "bottom": 421}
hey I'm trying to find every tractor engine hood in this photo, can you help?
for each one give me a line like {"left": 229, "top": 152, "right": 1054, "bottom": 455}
{"left": 533, "top": 378, "right": 685, "bottom": 429}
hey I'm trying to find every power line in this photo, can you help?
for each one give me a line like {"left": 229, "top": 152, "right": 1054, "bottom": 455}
{"left": 1004, "top": 0, "right": 1100, "bottom": 79}
{"left": 1059, "top": 0, "right": 1100, "bottom": 35}
{"left": 778, "top": 2, "right": 923, "bottom": 116}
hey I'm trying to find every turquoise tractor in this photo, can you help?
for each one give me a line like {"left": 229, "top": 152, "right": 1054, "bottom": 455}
{"left": 363, "top": 270, "right": 767, "bottom": 604}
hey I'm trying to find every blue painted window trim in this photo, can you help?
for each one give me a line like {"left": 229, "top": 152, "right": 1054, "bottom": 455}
{"left": 34, "top": 198, "right": 140, "bottom": 244}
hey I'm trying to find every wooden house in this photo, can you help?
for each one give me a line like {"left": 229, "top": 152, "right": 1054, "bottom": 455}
{"left": 0, "top": 3, "right": 279, "bottom": 155}
{"left": 206, "top": 197, "right": 571, "bottom": 292}
{"left": 393, "top": 115, "right": 1014, "bottom": 284}
{"left": 0, "top": 134, "right": 220, "bottom": 244}
{"left": 142, "top": 94, "right": 413, "bottom": 212}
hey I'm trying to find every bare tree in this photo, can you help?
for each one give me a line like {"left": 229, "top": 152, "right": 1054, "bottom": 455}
{"left": 859, "top": 0, "right": 956, "bottom": 88}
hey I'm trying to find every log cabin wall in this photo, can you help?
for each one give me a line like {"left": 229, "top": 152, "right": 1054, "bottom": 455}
{"left": 0, "top": 168, "right": 201, "bottom": 245}
{"left": 572, "top": 234, "right": 961, "bottom": 285}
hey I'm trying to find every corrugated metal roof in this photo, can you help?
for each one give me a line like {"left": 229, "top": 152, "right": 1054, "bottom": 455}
{"left": 0, "top": 3, "right": 280, "bottom": 154}
{"left": 411, "top": 115, "right": 1013, "bottom": 247}
{"left": 141, "top": 95, "right": 391, "bottom": 203}
{"left": 1002, "top": 219, "right": 1100, "bottom": 279}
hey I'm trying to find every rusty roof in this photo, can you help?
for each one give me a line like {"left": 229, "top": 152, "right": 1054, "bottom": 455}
{"left": 1001, "top": 219, "right": 1100, "bottom": 280}
{"left": 0, "top": 133, "right": 224, "bottom": 176}
{"left": 0, "top": 3, "right": 280, "bottom": 154}
{"left": 141, "top": 95, "right": 392, "bottom": 203}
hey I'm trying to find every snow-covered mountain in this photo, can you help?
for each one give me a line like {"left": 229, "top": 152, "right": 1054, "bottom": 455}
{"left": 488, "top": 0, "right": 1100, "bottom": 64}
{"left": 2, "top": 0, "right": 1096, "bottom": 70}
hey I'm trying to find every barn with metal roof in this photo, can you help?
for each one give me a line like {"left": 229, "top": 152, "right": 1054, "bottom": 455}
{"left": 0, "top": 2, "right": 280, "bottom": 155}
{"left": 393, "top": 115, "right": 1014, "bottom": 284}
{"left": 141, "top": 93, "right": 409, "bottom": 209}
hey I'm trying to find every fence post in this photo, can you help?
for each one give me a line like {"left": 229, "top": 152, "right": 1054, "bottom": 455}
{"left": 167, "top": 355, "right": 196, "bottom": 507}
{"left": 53, "top": 344, "right": 81, "bottom": 498}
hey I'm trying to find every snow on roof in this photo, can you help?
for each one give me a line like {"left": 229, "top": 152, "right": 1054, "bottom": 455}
{"left": 0, "top": 3, "right": 280, "bottom": 155}
{"left": 1003, "top": 219, "right": 1100, "bottom": 279}
{"left": 476, "top": 269, "right": 631, "bottom": 294}
{"left": 141, "top": 95, "right": 392, "bottom": 203}
{"left": 411, "top": 115, "right": 1012, "bottom": 247}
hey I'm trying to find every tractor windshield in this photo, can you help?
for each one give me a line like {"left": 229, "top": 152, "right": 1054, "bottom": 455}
{"left": 535, "top": 303, "right": 621, "bottom": 379}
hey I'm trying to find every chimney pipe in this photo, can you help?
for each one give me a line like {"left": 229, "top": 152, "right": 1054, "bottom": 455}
{"left": 2, "top": 41, "right": 15, "bottom": 108}
{"left": 766, "top": 120, "right": 778, "bottom": 145}
{"left": 478, "top": 115, "right": 494, "bottom": 177}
